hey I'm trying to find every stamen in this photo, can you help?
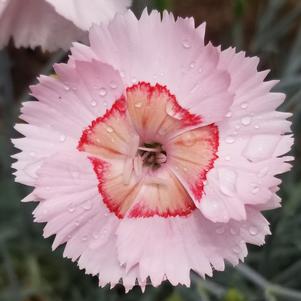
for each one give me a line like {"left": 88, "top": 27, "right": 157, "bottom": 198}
{"left": 156, "top": 153, "right": 167, "bottom": 164}
{"left": 138, "top": 146, "right": 161, "bottom": 153}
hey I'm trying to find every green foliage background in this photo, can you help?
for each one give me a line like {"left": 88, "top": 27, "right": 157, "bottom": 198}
{"left": 0, "top": 0, "right": 301, "bottom": 300}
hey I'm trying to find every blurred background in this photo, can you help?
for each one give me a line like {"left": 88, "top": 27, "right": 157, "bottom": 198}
{"left": 1, "top": 0, "right": 301, "bottom": 300}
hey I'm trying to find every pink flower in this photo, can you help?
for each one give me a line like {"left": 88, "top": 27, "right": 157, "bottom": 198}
{"left": 0, "top": 0, "right": 131, "bottom": 51}
{"left": 12, "top": 10, "right": 293, "bottom": 292}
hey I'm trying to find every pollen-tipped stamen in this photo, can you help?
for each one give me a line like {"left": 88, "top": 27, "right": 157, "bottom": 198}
{"left": 138, "top": 142, "right": 167, "bottom": 170}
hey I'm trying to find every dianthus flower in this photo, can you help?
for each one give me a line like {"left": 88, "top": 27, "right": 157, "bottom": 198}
{"left": 0, "top": 0, "right": 131, "bottom": 50}
{"left": 12, "top": 10, "right": 293, "bottom": 292}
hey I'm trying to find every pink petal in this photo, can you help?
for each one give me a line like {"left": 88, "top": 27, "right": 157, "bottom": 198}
{"left": 0, "top": 0, "right": 85, "bottom": 51}
{"left": 89, "top": 10, "right": 233, "bottom": 124}
{"left": 116, "top": 207, "right": 270, "bottom": 287}
{"left": 45, "top": 0, "right": 132, "bottom": 30}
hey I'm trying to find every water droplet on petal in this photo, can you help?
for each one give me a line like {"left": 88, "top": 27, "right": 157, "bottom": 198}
{"left": 110, "top": 81, "right": 117, "bottom": 89}
{"left": 243, "top": 135, "right": 280, "bottom": 163}
{"left": 104, "top": 212, "right": 109, "bottom": 217}
{"left": 81, "top": 235, "right": 88, "bottom": 242}
{"left": 182, "top": 132, "right": 196, "bottom": 146}
{"left": 68, "top": 203, "right": 75, "bottom": 213}
{"left": 218, "top": 168, "right": 237, "bottom": 197}
{"left": 99, "top": 88, "right": 107, "bottom": 97}
{"left": 91, "top": 100, "right": 97, "bottom": 107}
{"left": 165, "top": 102, "right": 182, "bottom": 119}
{"left": 225, "top": 156, "right": 231, "bottom": 161}
{"left": 104, "top": 101, "right": 108, "bottom": 107}
{"left": 189, "top": 62, "right": 195, "bottom": 69}
{"left": 74, "top": 221, "right": 80, "bottom": 227}
{"left": 198, "top": 67, "right": 203, "bottom": 73}
{"left": 92, "top": 232, "right": 99, "bottom": 239}
{"left": 106, "top": 126, "right": 114, "bottom": 133}
{"left": 135, "top": 102, "right": 143, "bottom": 108}
{"left": 120, "top": 71, "right": 125, "bottom": 78}
{"left": 230, "top": 228, "right": 237, "bottom": 235}
{"left": 226, "top": 111, "right": 232, "bottom": 118}
{"left": 158, "top": 128, "right": 167, "bottom": 136}
{"left": 254, "top": 124, "right": 260, "bottom": 129}
{"left": 251, "top": 186, "right": 259, "bottom": 194}
{"left": 241, "top": 116, "right": 252, "bottom": 126}
{"left": 83, "top": 201, "right": 92, "bottom": 211}
{"left": 216, "top": 227, "right": 225, "bottom": 234}
{"left": 226, "top": 136, "right": 235, "bottom": 144}
{"left": 249, "top": 226, "right": 258, "bottom": 236}
{"left": 64, "top": 86, "right": 70, "bottom": 91}
{"left": 233, "top": 246, "right": 241, "bottom": 254}
{"left": 258, "top": 167, "right": 268, "bottom": 178}
{"left": 240, "top": 102, "right": 248, "bottom": 109}
{"left": 182, "top": 39, "right": 191, "bottom": 49}
{"left": 59, "top": 135, "right": 66, "bottom": 142}
{"left": 132, "top": 77, "right": 137, "bottom": 84}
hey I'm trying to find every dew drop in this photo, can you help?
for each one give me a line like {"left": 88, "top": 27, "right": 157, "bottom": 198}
{"left": 92, "top": 232, "right": 99, "bottom": 239}
{"left": 74, "top": 221, "right": 80, "bottom": 227}
{"left": 134, "top": 102, "right": 143, "bottom": 108}
{"left": 225, "top": 136, "right": 235, "bottom": 144}
{"left": 104, "top": 212, "right": 109, "bottom": 217}
{"left": 104, "top": 101, "right": 108, "bottom": 107}
{"left": 68, "top": 203, "right": 75, "bottom": 213}
{"left": 189, "top": 62, "right": 195, "bottom": 69}
{"left": 218, "top": 168, "right": 237, "bottom": 197}
{"left": 120, "top": 71, "right": 125, "bottom": 78}
{"left": 251, "top": 185, "right": 259, "bottom": 194}
{"left": 226, "top": 111, "right": 232, "bottom": 118}
{"left": 91, "top": 100, "right": 97, "bottom": 107}
{"left": 249, "top": 226, "right": 258, "bottom": 236}
{"left": 59, "top": 135, "right": 66, "bottom": 142}
{"left": 198, "top": 67, "right": 203, "bottom": 73}
{"left": 83, "top": 201, "right": 92, "bottom": 211}
{"left": 258, "top": 167, "right": 268, "bottom": 178}
{"left": 99, "top": 88, "right": 107, "bottom": 97}
{"left": 64, "top": 86, "right": 70, "bottom": 91}
{"left": 106, "top": 126, "right": 114, "bottom": 133}
{"left": 241, "top": 116, "right": 252, "bottom": 126}
{"left": 230, "top": 228, "right": 237, "bottom": 235}
{"left": 132, "top": 77, "right": 137, "bottom": 84}
{"left": 254, "top": 124, "right": 260, "bottom": 129}
{"left": 216, "top": 227, "right": 225, "bottom": 234}
{"left": 182, "top": 132, "right": 196, "bottom": 146}
{"left": 233, "top": 246, "right": 241, "bottom": 254}
{"left": 240, "top": 102, "right": 248, "bottom": 109}
{"left": 158, "top": 128, "right": 167, "bottom": 136}
{"left": 82, "top": 235, "right": 88, "bottom": 242}
{"left": 225, "top": 156, "right": 231, "bottom": 161}
{"left": 182, "top": 39, "right": 191, "bottom": 49}
{"left": 110, "top": 81, "right": 117, "bottom": 89}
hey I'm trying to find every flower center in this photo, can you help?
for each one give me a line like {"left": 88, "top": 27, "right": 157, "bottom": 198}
{"left": 138, "top": 142, "right": 167, "bottom": 170}
{"left": 78, "top": 82, "right": 219, "bottom": 218}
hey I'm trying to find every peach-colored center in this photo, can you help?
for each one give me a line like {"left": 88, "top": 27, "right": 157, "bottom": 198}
{"left": 78, "top": 82, "right": 218, "bottom": 218}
